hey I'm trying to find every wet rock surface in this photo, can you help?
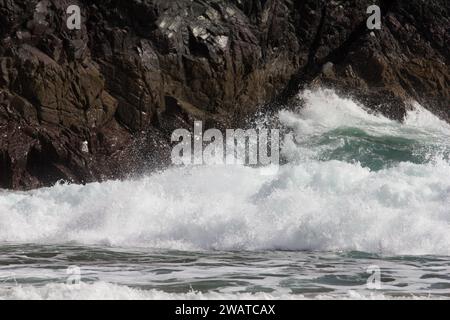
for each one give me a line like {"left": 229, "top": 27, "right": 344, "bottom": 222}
{"left": 0, "top": 0, "right": 449, "bottom": 189}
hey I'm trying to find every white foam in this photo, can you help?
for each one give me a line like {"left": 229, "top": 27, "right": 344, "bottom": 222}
{"left": 0, "top": 282, "right": 433, "bottom": 300}
{"left": 0, "top": 89, "right": 449, "bottom": 255}
{"left": 281, "top": 89, "right": 450, "bottom": 141}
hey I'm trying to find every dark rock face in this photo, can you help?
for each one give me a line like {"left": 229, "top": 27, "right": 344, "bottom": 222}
{"left": 0, "top": 0, "right": 449, "bottom": 189}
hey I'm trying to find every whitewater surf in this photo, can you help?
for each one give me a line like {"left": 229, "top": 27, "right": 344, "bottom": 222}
{"left": 1, "top": 89, "right": 449, "bottom": 299}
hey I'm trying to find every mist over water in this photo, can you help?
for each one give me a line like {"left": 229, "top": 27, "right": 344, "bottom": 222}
{"left": 1, "top": 89, "right": 449, "bottom": 299}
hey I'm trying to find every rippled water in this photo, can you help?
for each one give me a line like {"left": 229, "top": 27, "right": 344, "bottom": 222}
{"left": 0, "top": 244, "right": 449, "bottom": 299}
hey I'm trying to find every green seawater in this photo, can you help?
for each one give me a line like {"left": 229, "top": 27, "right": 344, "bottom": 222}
{"left": 311, "top": 127, "right": 449, "bottom": 170}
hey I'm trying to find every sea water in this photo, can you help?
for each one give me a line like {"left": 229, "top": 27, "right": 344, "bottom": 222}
{"left": 0, "top": 89, "right": 449, "bottom": 299}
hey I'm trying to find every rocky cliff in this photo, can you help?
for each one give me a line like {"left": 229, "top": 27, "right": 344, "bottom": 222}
{"left": 0, "top": 0, "right": 449, "bottom": 189}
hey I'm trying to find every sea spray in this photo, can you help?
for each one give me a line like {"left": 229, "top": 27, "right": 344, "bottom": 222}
{"left": 0, "top": 89, "right": 449, "bottom": 255}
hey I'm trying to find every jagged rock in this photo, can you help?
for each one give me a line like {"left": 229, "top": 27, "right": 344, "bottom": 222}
{"left": 0, "top": 0, "right": 449, "bottom": 189}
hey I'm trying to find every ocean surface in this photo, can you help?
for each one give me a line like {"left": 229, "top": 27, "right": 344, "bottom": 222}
{"left": 0, "top": 89, "right": 449, "bottom": 299}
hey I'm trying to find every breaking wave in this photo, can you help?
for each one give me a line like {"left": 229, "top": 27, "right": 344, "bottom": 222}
{"left": 1, "top": 89, "right": 449, "bottom": 255}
